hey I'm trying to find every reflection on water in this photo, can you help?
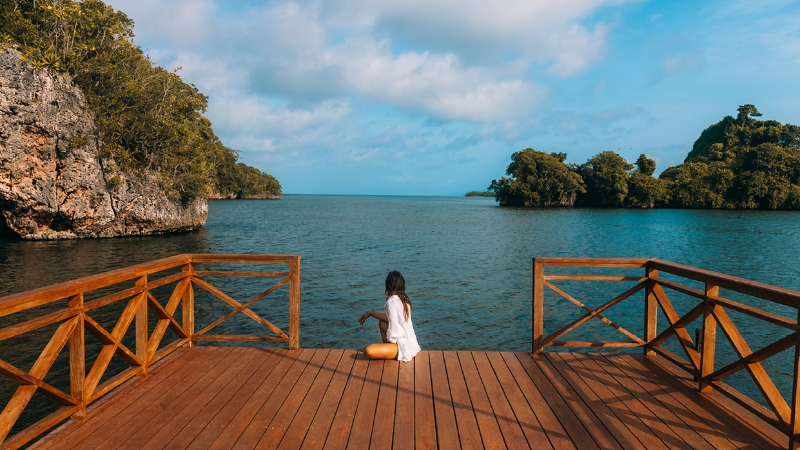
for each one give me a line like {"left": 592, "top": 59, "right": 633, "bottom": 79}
{"left": 1, "top": 196, "right": 799, "bottom": 415}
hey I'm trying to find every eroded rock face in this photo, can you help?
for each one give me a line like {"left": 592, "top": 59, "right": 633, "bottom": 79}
{"left": 0, "top": 48, "right": 207, "bottom": 239}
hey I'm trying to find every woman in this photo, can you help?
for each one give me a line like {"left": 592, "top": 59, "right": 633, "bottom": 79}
{"left": 358, "top": 270, "right": 421, "bottom": 361}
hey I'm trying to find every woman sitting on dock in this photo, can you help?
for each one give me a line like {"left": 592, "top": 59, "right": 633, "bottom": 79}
{"left": 358, "top": 270, "right": 421, "bottom": 361}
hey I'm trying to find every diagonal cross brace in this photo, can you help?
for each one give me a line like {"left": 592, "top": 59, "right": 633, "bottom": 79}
{"left": 542, "top": 280, "right": 646, "bottom": 346}
{"left": 192, "top": 277, "right": 289, "bottom": 339}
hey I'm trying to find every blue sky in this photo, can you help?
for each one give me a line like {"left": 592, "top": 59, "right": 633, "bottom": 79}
{"left": 108, "top": 0, "right": 800, "bottom": 195}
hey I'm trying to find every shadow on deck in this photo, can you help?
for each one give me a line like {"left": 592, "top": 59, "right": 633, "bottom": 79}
{"left": 31, "top": 347, "right": 785, "bottom": 450}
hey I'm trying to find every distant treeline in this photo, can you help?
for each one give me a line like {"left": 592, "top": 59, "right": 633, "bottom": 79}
{"left": 489, "top": 105, "right": 800, "bottom": 209}
{"left": 0, "top": 0, "right": 280, "bottom": 201}
{"left": 465, "top": 191, "right": 494, "bottom": 197}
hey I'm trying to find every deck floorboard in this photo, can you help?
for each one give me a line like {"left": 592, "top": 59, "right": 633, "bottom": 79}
{"left": 29, "top": 348, "right": 785, "bottom": 449}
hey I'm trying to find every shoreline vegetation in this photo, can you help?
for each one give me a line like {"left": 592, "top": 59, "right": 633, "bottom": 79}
{"left": 464, "top": 191, "right": 494, "bottom": 197}
{"left": 489, "top": 105, "right": 800, "bottom": 209}
{"left": 0, "top": 0, "right": 281, "bottom": 202}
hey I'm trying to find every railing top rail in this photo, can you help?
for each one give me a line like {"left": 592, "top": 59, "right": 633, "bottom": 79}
{"left": 0, "top": 253, "right": 301, "bottom": 316}
{"left": 648, "top": 259, "right": 800, "bottom": 308}
{"left": 533, "top": 257, "right": 650, "bottom": 267}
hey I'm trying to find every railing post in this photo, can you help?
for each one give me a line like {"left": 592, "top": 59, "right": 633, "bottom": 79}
{"left": 182, "top": 263, "right": 195, "bottom": 347}
{"left": 790, "top": 309, "right": 800, "bottom": 450}
{"left": 532, "top": 258, "right": 544, "bottom": 355}
{"left": 68, "top": 293, "right": 85, "bottom": 419}
{"left": 644, "top": 265, "right": 658, "bottom": 357}
{"left": 699, "top": 283, "right": 718, "bottom": 393}
{"left": 288, "top": 256, "right": 301, "bottom": 350}
{"left": 135, "top": 275, "right": 148, "bottom": 376}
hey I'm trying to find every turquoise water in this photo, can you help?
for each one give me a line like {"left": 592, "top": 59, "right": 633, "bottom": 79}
{"left": 1, "top": 195, "right": 799, "bottom": 426}
{"left": 1, "top": 196, "right": 799, "bottom": 350}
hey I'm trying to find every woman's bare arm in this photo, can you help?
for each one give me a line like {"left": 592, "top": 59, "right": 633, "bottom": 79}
{"left": 359, "top": 311, "right": 387, "bottom": 324}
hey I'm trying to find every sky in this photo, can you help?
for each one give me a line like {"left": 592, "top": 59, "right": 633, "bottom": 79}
{"left": 107, "top": 0, "right": 800, "bottom": 196}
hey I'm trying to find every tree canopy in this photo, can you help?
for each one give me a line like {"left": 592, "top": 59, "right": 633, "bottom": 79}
{"left": 488, "top": 105, "right": 800, "bottom": 210}
{"left": 488, "top": 149, "right": 585, "bottom": 206}
{"left": 1, "top": 0, "right": 280, "bottom": 201}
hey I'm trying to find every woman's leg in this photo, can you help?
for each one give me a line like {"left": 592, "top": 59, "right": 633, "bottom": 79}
{"left": 379, "top": 320, "right": 389, "bottom": 343}
{"left": 364, "top": 343, "right": 398, "bottom": 360}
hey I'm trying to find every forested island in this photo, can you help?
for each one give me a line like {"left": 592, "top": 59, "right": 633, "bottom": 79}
{"left": 1, "top": 0, "right": 280, "bottom": 202}
{"left": 489, "top": 105, "right": 800, "bottom": 209}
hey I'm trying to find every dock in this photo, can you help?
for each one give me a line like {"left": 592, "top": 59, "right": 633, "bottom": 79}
{"left": 30, "top": 347, "right": 785, "bottom": 449}
{"left": 1, "top": 255, "right": 799, "bottom": 449}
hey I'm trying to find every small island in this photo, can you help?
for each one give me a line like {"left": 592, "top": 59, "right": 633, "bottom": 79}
{"left": 488, "top": 105, "right": 800, "bottom": 209}
{"left": 465, "top": 191, "right": 495, "bottom": 197}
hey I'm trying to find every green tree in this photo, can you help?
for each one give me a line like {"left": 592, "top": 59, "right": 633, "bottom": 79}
{"left": 625, "top": 154, "right": 668, "bottom": 208}
{"left": 660, "top": 162, "right": 734, "bottom": 208}
{"left": 664, "top": 105, "right": 800, "bottom": 209}
{"left": 0, "top": 0, "right": 279, "bottom": 202}
{"left": 489, "top": 149, "right": 585, "bottom": 206}
{"left": 576, "top": 151, "right": 633, "bottom": 207}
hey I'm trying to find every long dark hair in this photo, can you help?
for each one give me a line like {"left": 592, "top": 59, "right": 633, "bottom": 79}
{"left": 385, "top": 270, "right": 412, "bottom": 322}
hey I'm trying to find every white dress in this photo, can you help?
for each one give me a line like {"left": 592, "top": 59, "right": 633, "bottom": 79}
{"left": 385, "top": 295, "right": 421, "bottom": 362}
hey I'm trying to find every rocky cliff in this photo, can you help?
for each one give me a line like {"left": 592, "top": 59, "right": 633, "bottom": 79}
{"left": 0, "top": 48, "right": 206, "bottom": 239}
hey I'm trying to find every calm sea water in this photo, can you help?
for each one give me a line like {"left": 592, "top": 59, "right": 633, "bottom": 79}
{"left": 1, "top": 195, "right": 799, "bottom": 417}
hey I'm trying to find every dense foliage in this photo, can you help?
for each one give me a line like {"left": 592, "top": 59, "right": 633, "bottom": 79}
{"left": 0, "top": 0, "right": 280, "bottom": 201}
{"left": 489, "top": 105, "right": 800, "bottom": 209}
{"left": 488, "top": 149, "right": 585, "bottom": 206}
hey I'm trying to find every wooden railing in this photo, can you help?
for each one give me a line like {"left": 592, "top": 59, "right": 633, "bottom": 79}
{"left": 532, "top": 257, "right": 800, "bottom": 449}
{"left": 0, "top": 254, "right": 300, "bottom": 449}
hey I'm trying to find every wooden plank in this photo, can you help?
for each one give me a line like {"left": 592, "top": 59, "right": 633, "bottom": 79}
{"left": 29, "top": 348, "right": 194, "bottom": 448}
{"left": 2, "top": 405, "right": 81, "bottom": 450}
{"left": 544, "top": 275, "right": 645, "bottom": 281}
{"left": 585, "top": 353, "right": 701, "bottom": 450}
{"left": 228, "top": 349, "right": 321, "bottom": 449}
{"left": 289, "top": 258, "right": 300, "bottom": 350}
{"left": 513, "top": 353, "right": 602, "bottom": 449}
{"left": 344, "top": 358, "right": 384, "bottom": 449}
{"left": 648, "top": 258, "right": 800, "bottom": 307}
{"left": 533, "top": 259, "right": 544, "bottom": 354}
{"left": 472, "top": 351, "right": 530, "bottom": 449}
{"left": 276, "top": 349, "right": 346, "bottom": 450}
{"left": 606, "top": 354, "right": 744, "bottom": 450}
{"left": 428, "top": 351, "right": 460, "bottom": 450}
{"left": 141, "top": 348, "right": 259, "bottom": 448}
{"left": 163, "top": 349, "right": 280, "bottom": 449}
{"left": 51, "top": 347, "right": 225, "bottom": 450}
{"left": 299, "top": 349, "right": 358, "bottom": 450}
{"left": 253, "top": 349, "right": 333, "bottom": 450}
{"left": 188, "top": 254, "right": 298, "bottom": 264}
{"left": 533, "top": 257, "right": 649, "bottom": 267}
{"left": 99, "top": 348, "right": 247, "bottom": 449}
{"left": 547, "top": 353, "right": 650, "bottom": 450}
{"left": 192, "top": 271, "right": 291, "bottom": 277}
{"left": 459, "top": 351, "right": 506, "bottom": 450}
{"left": 187, "top": 348, "right": 288, "bottom": 447}
{"left": 642, "top": 354, "right": 786, "bottom": 448}
{"left": 0, "top": 255, "right": 189, "bottom": 317}
{"left": 486, "top": 352, "right": 552, "bottom": 449}
{"left": 707, "top": 294, "right": 796, "bottom": 329}
{"left": 499, "top": 352, "right": 575, "bottom": 450}
{"left": 202, "top": 348, "right": 304, "bottom": 449}
{"left": 414, "top": 351, "right": 437, "bottom": 450}
{"left": 0, "top": 308, "right": 79, "bottom": 342}
{"left": 323, "top": 352, "right": 369, "bottom": 450}
{"left": 392, "top": 356, "right": 415, "bottom": 450}
{"left": 709, "top": 304, "right": 791, "bottom": 425}
{"left": 443, "top": 351, "right": 483, "bottom": 450}
{"left": 368, "top": 359, "right": 399, "bottom": 449}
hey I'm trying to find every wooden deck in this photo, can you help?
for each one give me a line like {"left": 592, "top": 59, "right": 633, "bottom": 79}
{"left": 29, "top": 346, "right": 786, "bottom": 450}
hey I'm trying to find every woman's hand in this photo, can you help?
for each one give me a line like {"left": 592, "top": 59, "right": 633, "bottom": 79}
{"left": 358, "top": 311, "right": 372, "bottom": 325}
